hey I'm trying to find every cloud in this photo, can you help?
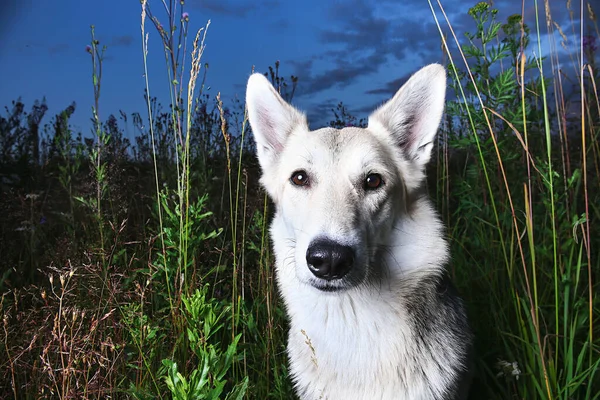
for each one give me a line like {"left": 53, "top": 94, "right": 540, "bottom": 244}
{"left": 190, "top": 0, "right": 280, "bottom": 18}
{"left": 319, "top": 1, "right": 390, "bottom": 53}
{"left": 298, "top": 51, "right": 388, "bottom": 95}
{"left": 288, "top": 59, "right": 313, "bottom": 73}
{"left": 110, "top": 35, "right": 134, "bottom": 47}
{"left": 48, "top": 43, "right": 70, "bottom": 55}
{"left": 364, "top": 73, "right": 410, "bottom": 96}
{"left": 304, "top": 98, "right": 339, "bottom": 125}
{"left": 290, "top": 0, "right": 447, "bottom": 98}
{"left": 270, "top": 18, "right": 289, "bottom": 31}
{"left": 0, "top": 0, "right": 20, "bottom": 42}
{"left": 304, "top": 97, "right": 365, "bottom": 128}
{"left": 304, "top": 96, "right": 377, "bottom": 128}
{"left": 285, "top": 0, "right": 586, "bottom": 126}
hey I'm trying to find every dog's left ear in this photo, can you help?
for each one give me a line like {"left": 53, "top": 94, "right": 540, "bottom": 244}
{"left": 368, "top": 64, "right": 446, "bottom": 176}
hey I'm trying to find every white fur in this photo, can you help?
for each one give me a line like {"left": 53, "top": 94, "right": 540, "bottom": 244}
{"left": 246, "top": 65, "right": 468, "bottom": 400}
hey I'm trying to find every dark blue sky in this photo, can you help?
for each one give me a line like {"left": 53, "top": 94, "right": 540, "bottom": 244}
{"left": 0, "top": 0, "right": 587, "bottom": 137}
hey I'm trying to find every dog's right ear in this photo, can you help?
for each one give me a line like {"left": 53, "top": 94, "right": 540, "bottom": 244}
{"left": 367, "top": 64, "right": 446, "bottom": 191}
{"left": 246, "top": 73, "right": 308, "bottom": 171}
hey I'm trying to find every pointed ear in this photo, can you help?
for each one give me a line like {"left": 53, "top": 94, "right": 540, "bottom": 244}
{"left": 246, "top": 73, "right": 308, "bottom": 171}
{"left": 368, "top": 64, "right": 446, "bottom": 173}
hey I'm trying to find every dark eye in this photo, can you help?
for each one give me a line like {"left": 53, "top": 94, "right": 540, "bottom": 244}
{"left": 291, "top": 170, "right": 310, "bottom": 187}
{"left": 364, "top": 173, "right": 383, "bottom": 190}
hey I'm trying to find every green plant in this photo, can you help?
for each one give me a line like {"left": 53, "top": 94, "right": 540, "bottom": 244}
{"left": 161, "top": 287, "right": 248, "bottom": 400}
{"left": 428, "top": 1, "right": 600, "bottom": 398}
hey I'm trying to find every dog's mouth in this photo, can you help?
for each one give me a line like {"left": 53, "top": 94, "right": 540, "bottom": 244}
{"left": 309, "top": 279, "right": 352, "bottom": 292}
{"left": 307, "top": 270, "right": 367, "bottom": 292}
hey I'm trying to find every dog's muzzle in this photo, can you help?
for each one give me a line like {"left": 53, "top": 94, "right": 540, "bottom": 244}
{"left": 306, "top": 238, "right": 354, "bottom": 281}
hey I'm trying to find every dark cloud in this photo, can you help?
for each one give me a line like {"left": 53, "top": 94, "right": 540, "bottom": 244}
{"left": 286, "top": 0, "right": 586, "bottom": 125}
{"left": 270, "top": 19, "right": 289, "bottom": 31}
{"left": 305, "top": 97, "right": 363, "bottom": 128}
{"left": 0, "top": 0, "right": 22, "bottom": 43}
{"left": 289, "top": 59, "right": 313, "bottom": 74}
{"left": 290, "top": 1, "right": 390, "bottom": 95}
{"left": 364, "top": 73, "right": 410, "bottom": 96}
{"left": 190, "top": 0, "right": 280, "bottom": 18}
{"left": 48, "top": 43, "right": 69, "bottom": 55}
{"left": 110, "top": 35, "right": 134, "bottom": 47}
{"left": 298, "top": 51, "right": 387, "bottom": 95}
{"left": 304, "top": 98, "right": 339, "bottom": 126}
{"left": 304, "top": 97, "right": 380, "bottom": 128}
{"left": 388, "top": 20, "right": 443, "bottom": 60}
{"left": 355, "top": 101, "right": 382, "bottom": 115}
{"left": 291, "top": 0, "right": 447, "bottom": 99}
{"left": 319, "top": 1, "right": 389, "bottom": 53}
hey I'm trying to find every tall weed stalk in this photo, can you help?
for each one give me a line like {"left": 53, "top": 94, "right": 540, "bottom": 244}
{"left": 133, "top": 1, "right": 247, "bottom": 398}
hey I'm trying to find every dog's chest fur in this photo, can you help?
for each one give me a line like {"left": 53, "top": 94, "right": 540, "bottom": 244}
{"left": 281, "top": 278, "right": 468, "bottom": 400}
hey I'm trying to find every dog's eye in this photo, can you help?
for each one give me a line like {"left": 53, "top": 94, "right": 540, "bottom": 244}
{"left": 364, "top": 173, "right": 383, "bottom": 190}
{"left": 291, "top": 170, "right": 310, "bottom": 187}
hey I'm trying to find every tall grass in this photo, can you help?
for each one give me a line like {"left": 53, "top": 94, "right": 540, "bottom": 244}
{"left": 430, "top": 0, "right": 600, "bottom": 398}
{"left": 0, "top": 0, "right": 598, "bottom": 399}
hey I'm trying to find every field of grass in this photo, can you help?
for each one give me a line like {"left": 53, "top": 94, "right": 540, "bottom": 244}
{"left": 1, "top": 0, "right": 599, "bottom": 398}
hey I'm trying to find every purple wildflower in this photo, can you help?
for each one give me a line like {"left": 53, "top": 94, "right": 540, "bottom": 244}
{"left": 182, "top": 12, "right": 189, "bottom": 21}
{"left": 85, "top": 45, "right": 92, "bottom": 53}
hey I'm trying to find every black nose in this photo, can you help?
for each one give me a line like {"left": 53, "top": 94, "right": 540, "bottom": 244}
{"left": 306, "top": 239, "right": 354, "bottom": 280}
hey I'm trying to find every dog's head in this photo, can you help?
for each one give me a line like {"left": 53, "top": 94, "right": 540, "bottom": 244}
{"left": 246, "top": 64, "right": 446, "bottom": 292}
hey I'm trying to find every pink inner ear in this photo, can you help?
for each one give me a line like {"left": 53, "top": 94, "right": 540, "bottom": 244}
{"left": 367, "top": 65, "right": 445, "bottom": 165}
{"left": 247, "top": 73, "right": 308, "bottom": 162}
{"left": 251, "top": 103, "right": 282, "bottom": 153}
{"left": 261, "top": 118, "right": 287, "bottom": 153}
{"left": 405, "top": 117, "right": 426, "bottom": 157}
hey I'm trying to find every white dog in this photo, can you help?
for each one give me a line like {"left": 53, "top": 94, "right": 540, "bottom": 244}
{"left": 246, "top": 64, "right": 472, "bottom": 400}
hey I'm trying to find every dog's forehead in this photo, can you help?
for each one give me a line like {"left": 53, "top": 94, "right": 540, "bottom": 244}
{"left": 285, "top": 126, "right": 384, "bottom": 163}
